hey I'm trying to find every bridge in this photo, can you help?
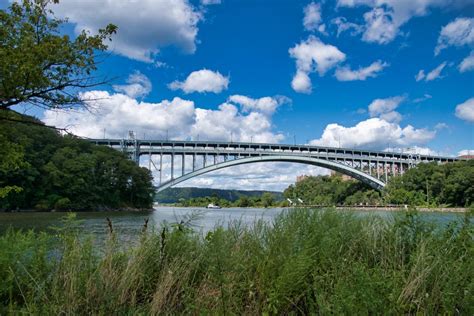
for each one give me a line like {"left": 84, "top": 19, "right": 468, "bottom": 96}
{"left": 90, "top": 138, "right": 458, "bottom": 192}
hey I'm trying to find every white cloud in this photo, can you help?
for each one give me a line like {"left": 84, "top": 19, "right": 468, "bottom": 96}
{"left": 415, "top": 62, "right": 447, "bottom": 82}
{"left": 455, "top": 97, "right": 474, "bottom": 122}
{"left": 310, "top": 118, "right": 436, "bottom": 150}
{"left": 191, "top": 103, "right": 284, "bottom": 143}
{"left": 175, "top": 163, "right": 330, "bottom": 191}
{"left": 303, "top": 2, "right": 326, "bottom": 33}
{"left": 386, "top": 146, "right": 438, "bottom": 156}
{"left": 227, "top": 95, "right": 291, "bottom": 116}
{"left": 459, "top": 51, "right": 474, "bottom": 73}
{"left": 291, "top": 71, "right": 313, "bottom": 94}
{"left": 435, "top": 17, "right": 474, "bottom": 55}
{"left": 331, "top": 17, "right": 363, "bottom": 37}
{"left": 112, "top": 71, "right": 152, "bottom": 99}
{"left": 413, "top": 94, "right": 433, "bottom": 103}
{"left": 415, "top": 70, "right": 426, "bottom": 82}
{"left": 52, "top": 0, "right": 202, "bottom": 62}
{"left": 457, "top": 149, "right": 474, "bottom": 157}
{"left": 43, "top": 92, "right": 196, "bottom": 139}
{"left": 362, "top": 7, "right": 398, "bottom": 44}
{"left": 434, "top": 122, "right": 448, "bottom": 130}
{"left": 289, "top": 36, "right": 346, "bottom": 93}
{"left": 169, "top": 69, "right": 229, "bottom": 94}
{"left": 335, "top": 60, "right": 389, "bottom": 81}
{"left": 201, "top": 0, "right": 221, "bottom": 5}
{"left": 336, "top": 0, "right": 453, "bottom": 44}
{"left": 42, "top": 88, "right": 283, "bottom": 143}
{"left": 368, "top": 95, "right": 404, "bottom": 122}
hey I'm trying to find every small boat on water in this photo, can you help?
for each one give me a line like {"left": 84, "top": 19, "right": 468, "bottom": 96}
{"left": 206, "top": 203, "right": 222, "bottom": 209}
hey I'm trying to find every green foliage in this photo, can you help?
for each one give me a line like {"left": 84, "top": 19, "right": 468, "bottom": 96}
{"left": 0, "top": 210, "right": 472, "bottom": 314}
{"left": 284, "top": 174, "right": 383, "bottom": 206}
{"left": 156, "top": 186, "right": 283, "bottom": 204}
{"left": 177, "top": 192, "right": 283, "bottom": 208}
{"left": 0, "top": 112, "right": 154, "bottom": 211}
{"left": 0, "top": 0, "right": 117, "bottom": 109}
{"left": 385, "top": 161, "right": 474, "bottom": 207}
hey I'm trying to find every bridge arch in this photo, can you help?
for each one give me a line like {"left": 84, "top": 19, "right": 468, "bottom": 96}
{"left": 156, "top": 155, "right": 385, "bottom": 192}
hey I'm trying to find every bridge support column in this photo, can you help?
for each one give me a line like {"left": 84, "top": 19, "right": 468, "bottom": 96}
{"left": 391, "top": 162, "right": 395, "bottom": 177}
{"left": 171, "top": 154, "right": 174, "bottom": 180}
{"left": 159, "top": 153, "right": 163, "bottom": 185}
{"left": 368, "top": 161, "right": 371, "bottom": 176}
{"left": 182, "top": 154, "right": 185, "bottom": 176}
{"left": 376, "top": 160, "right": 380, "bottom": 179}
{"left": 148, "top": 151, "right": 151, "bottom": 170}
{"left": 193, "top": 154, "right": 196, "bottom": 171}
{"left": 384, "top": 162, "right": 388, "bottom": 183}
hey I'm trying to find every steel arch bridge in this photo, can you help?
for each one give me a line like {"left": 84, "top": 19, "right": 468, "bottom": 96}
{"left": 90, "top": 138, "right": 459, "bottom": 192}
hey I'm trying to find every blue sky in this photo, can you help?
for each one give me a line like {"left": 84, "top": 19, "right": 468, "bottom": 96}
{"left": 5, "top": 0, "right": 474, "bottom": 189}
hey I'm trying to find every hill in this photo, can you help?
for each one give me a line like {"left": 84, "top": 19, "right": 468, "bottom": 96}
{"left": 155, "top": 187, "right": 283, "bottom": 204}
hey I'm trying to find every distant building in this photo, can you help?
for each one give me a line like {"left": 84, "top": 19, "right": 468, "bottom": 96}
{"left": 458, "top": 155, "right": 473, "bottom": 160}
{"left": 330, "top": 171, "right": 352, "bottom": 181}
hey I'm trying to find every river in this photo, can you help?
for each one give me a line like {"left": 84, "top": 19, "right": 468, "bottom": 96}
{"left": 0, "top": 207, "right": 465, "bottom": 242}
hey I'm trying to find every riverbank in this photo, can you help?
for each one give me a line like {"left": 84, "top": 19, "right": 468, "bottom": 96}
{"left": 158, "top": 204, "right": 470, "bottom": 213}
{"left": 1, "top": 209, "right": 471, "bottom": 314}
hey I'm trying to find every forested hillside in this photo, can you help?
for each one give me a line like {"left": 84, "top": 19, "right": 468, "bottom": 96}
{"left": 155, "top": 187, "right": 283, "bottom": 203}
{"left": 0, "top": 112, "right": 154, "bottom": 211}
{"left": 284, "top": 160, "right": 474, "bottom": 207}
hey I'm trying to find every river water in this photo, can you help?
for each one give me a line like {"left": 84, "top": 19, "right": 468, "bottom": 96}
{"left": 0, "top": 207, "right": 465, "bottom": 242}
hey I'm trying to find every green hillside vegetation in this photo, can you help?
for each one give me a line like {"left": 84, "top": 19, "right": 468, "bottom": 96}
{"left": 177, "top": 192, "right": 282, "bottom": 208}
{"left": 0, "top": 112, "right": 154, "bottom": 211}
{"left": 155, "top": 187, "right": 283, "bottom": 203}
{"left": 284, "top": 160, "right": 473, "bottom": 207}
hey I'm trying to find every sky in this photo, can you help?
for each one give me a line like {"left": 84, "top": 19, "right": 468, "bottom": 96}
{"left": 5, "top": 0, "right": 474, "bottom": 191}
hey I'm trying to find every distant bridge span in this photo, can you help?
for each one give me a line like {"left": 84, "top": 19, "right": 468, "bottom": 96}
{"left": 89, "top": 139, "right": 459, "bottom": 192}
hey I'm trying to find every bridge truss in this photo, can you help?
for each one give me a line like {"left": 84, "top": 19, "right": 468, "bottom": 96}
{"left": 90, "top": 139, "right": 458, "bottom": 192}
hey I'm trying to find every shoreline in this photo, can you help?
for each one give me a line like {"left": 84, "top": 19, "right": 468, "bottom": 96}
{"left": 155, "top": 205, "right": 470, "bottom": 213}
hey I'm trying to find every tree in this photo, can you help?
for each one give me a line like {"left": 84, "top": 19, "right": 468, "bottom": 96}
{"left": 0, "top": 0, "right": 117, "bottom": 110}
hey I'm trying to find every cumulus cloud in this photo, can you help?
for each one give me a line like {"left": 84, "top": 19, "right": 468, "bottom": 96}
{"left": 168, "top": 69, "right": 229, "bottom": 94}
{"left": 309, "top": 118, "right": 436, "bottom": 150}
{"left": 386, "top": 146, "right": 439, "bottom": 156}
{"left": 457, "top": 149, "right": 474, "bottom": 157}
{"left": 336, "top": 0, "right": 456, "bottom": 44}
{"left": 331, "top": 17, "right": 363, "bottom": 37}
{"left": 112, "top": 71, "right": 152, "bottom": 99}
{"left": 174, "top": 163, "right": 330, "bottom": 191}
{"left": 435, "top": 17, "right": 474, "bottom": 55}
{"left": 227, "top": 95, "right": 291, "bottom": 116}
{"left": 362, "top": 7, "right": 398, "bottom": 44}
{"left": 51, "top": 0, "right": 202, "bottom": 62}
{"left": 289, "top": 36, "right": 346, "bottom": 93}
{"left": 455, "top": 97, "right": 474, "bottom": 122}
{"left": 303, "top": 2, "right": 326, "bottom": 33}
{"left": 42, "top": 88, "right": 283, "bottom": 143}
{"left": 368, "top": 95, "right": 405, "bottom": 123}
{"left": 459, "top": 51, "right": 474, "bottom": 73}
{"left": 335, "top": 60, "right": 389, "bottom": 81}
{"left": 415, "top": 62, "right": 447, "bottom": 82}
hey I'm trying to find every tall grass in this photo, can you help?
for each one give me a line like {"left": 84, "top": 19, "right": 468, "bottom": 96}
{"left": 0, "top": 209, "right": 472, "bottom": 314}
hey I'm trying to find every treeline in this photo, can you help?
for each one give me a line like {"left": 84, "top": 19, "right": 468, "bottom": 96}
{"left": 178, "top": 192, "right": 283, "bottom": 208}
{"left": 156, "top": 187, "right": 283, "bottom": 204}
{"left": 0, "top": 112, "right": 154, "bottom": 211}
{"left": 284, "top": 160, "right": 474, "bottom": 207}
